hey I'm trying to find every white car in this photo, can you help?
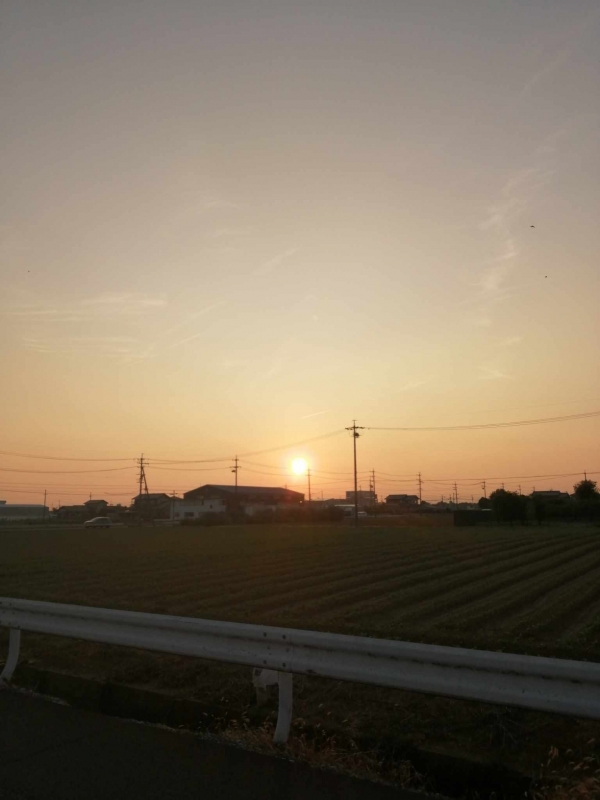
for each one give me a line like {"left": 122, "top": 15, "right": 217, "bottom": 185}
{"left": 84, "top": 517, "right": 113, "bottom": 528}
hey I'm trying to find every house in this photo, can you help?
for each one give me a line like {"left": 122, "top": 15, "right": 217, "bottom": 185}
{"left": 530, "top": 491, "right": 570, "bottom": 501}
{"left": 131, "top": 493, "right": 174, "bottom": 519}
{"left": 385, "top": 494, "right": 419, "bottom": 505}
{"left": 178, "top": 485, "right": 304, "bottom": 519}
{"left": 56, "top": 498, "right": 109, "bottom": 523}
{"left": 84, "top": 499, "right": 108, "bottom": 516}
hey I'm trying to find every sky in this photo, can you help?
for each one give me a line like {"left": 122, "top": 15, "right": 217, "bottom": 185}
{"left": 1, "top": 0, "right": 599, "bottom": 505}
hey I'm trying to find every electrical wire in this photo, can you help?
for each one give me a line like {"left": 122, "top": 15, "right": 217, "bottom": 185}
{"left": 0, "top": 466, "right": 136, "bottom": 475}
{"left": 0, "top": 450, "right": 134, "bottom": 462}
{"left": 367, "top": 410, "right": 600, "bottom": 432}
{"left": 150, "top": 429, "right": 346, "bottom": 463}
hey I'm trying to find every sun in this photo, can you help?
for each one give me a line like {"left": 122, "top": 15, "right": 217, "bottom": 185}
{"left": 291, "top": 458, "right": 308, "bottom": 475}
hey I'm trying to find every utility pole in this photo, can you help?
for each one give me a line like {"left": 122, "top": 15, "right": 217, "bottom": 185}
{"left": 171, "top": 490, "right": 176, "bottom": 523}
{"left": 43, "top": 490, "right": 47, "bottom": 524}
{"left": 453, "top": 483, "right": 458, "bottom": 505}
{"left": 481, "top": 480, "right": 487, "bottom": 499}
{"left": 370, "top": 469, "right": 377, "bottom": 514}
{"left": 346, "top": 421, "right": 365, "bottom": 528}
{"left": 418, "top": 472, "right": 422, "bottom": 506}
{"left": 137, "top": 454, "right": 149, "bottom": 526}
{"left": 307, "top": 468, "right": 312, "bottom": 507}
{"left": 232, "top": 456, "right": 240, "bottom": 494}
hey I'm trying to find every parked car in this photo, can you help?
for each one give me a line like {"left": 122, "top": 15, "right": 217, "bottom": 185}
{"left": 84, "top": 517, "right": 112, "bottom": 528}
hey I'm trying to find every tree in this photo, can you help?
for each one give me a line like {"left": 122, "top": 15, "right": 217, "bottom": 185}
{"left": 477, "top": 496, "right": 491, "bottom": 510}
{"left": 489, "top": 489, "right": 527, "bottom": 525}
{"left": 573, "top": 479, "right": 599, "bottom": 502}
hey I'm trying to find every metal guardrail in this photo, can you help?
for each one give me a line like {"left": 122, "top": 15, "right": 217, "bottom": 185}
{"left": 1, "top": 597, "right": 599, "bottom": 742}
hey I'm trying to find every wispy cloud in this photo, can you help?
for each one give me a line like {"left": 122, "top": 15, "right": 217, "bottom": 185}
{"left": 300, "top": 410, "right": 329, "bottom": 420}
{"left": 208, "top": 226, "right": 255, "bottom": 239}
{"left": 397, "top": 379, "right": 430, "bottom": 393}
{"left": 21, "top": 335, "right": 141, "bottom": 357}
{"left": 519, "top": 48, "right": 571, "bottom": 97}
{"left": 498, "top": 336, "right": 522, "bottom": 348}
{"left": 200, "top": 199, "right": 239, "bottom": 212}
{"left": 253, "top": 248, "right": 298, "bottom": 277}
{"left": 518, "top": 6, "right": 599, "bottom": 97}
{"left": 477, "top": 366, "right": 514, "bottom": 381}
{"left": 7, "top": 294, "right": 167, "bottom": 322}
{"left": 81, "top": 292, "right": 167, "bottom": 308}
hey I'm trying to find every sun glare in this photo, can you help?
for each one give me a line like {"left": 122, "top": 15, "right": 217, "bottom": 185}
{"left": 291, "top": 457, "right": 308, "bottom": 475}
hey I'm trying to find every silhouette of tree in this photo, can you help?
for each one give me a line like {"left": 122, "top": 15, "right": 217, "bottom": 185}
{"left": 573, "top": 479, "right": 599, "bottom": 502}
{"left": 489, "top": 488, "right": 527, "bottom": 525}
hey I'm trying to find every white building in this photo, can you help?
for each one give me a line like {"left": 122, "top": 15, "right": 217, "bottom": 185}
{"left": 0, "top": 501, "right": 49, "bottom": 521}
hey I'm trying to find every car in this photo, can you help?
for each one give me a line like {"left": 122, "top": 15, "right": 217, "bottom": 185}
{"left": 83, "top": 517, "right": 113, "bottom": 528}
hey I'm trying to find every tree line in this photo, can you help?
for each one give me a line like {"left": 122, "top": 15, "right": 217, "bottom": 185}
{"left": 478, "top": 480, "right": 600, "bottom": 524}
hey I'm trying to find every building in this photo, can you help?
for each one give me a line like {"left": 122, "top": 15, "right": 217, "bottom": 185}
{"left": 178, "top": 485, "right": 304, "bottom": 519}
{"left": 131, "top": 493, "right": 174, "bottom": 520}
{"left": 56, "top": 498, "right": 110, "bottom": 523}
{"left": 0, "top": 502, "right": 49, "bottom": 521}
{"left": 385, "top": 494, "right": 419, "bottom": 505}
{"left": 345, "top": 490, "right": 376, "bottom": 507}
{"left": 530, "top": 491, "right": 570, "bottom": 501}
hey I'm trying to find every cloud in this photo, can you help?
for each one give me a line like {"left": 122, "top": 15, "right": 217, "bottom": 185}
{"left": 498, "top": 336, "right": 522, "bottom": 348}
{"left": 519, "top": 48, "right": 571, "bottom": 97}
{"left": 200, "top": 199, "right": 239, "bottom": 212}
{"left": 397, "top": 379, "right": 430, "bottom": 393}
{"left": 208, "top": 226, "right": 255, "bottom": 239}
{"left": 20, "top": 335, "right": 142, "bottom": 357}
{"left": 477, "top": 366, "right": 513, "bottom": 381}
{"left": 518, "top": 6, "right": 600, "bottom": 97}
{"left": 5, "top": 294, "right": 168, "bottom": 325}
{"left": 300, "top": 410, "right": 329, "bottom": 420}
{"left": 81, "top": 293, "right": 166, "bottom": 308}
{"left": 253, "top": 248, "right": 298, "bottom": 277}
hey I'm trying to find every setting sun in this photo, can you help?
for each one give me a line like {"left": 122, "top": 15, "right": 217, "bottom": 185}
{"left": 291, "top": 458, "right": 308, "bottom": 475}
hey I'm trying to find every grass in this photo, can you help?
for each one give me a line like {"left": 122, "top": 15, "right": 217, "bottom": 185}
{"left": 1, "top": 520, "right": 599, "bottom": 796}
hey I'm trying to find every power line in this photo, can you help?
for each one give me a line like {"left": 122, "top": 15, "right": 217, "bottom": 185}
{"left": 367, "top": 410, "right": 600, "bottom": 432}
{"left": 0, "top": 450, "right": 134, "bottom": 462}
{"left": 0, "top": 466, "right": 136, "bottom": 474}
{"left": 150, "top": 429, "right": 346, "bottom": 464}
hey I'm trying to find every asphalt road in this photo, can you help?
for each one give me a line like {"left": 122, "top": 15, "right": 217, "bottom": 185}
{"left": 0, "top": 689, "right": 422, "bottom": 799}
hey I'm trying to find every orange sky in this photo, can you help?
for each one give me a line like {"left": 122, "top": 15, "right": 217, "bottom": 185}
{"left": 1, "top": 1, "right": 599, "bottom": 505}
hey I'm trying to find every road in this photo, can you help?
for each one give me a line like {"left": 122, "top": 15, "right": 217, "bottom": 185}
{"left": 0, "top": 688, "right": 424, "bottom": 799}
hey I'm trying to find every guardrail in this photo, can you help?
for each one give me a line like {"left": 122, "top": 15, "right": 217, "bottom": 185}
{"left": 2, "top": 597, "right": 599, "bottom": 742}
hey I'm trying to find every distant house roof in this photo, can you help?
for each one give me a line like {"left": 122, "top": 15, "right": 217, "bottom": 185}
{"left": 133, "top": 493, "right": 172, "bottom": 501}
{"left": 184, "top": 485, "right": 304, "bottom": 501}
{"left": 386, "top": 494, "right": 419, "bottom": 502}
{"left": 84, "top": 498, "right": 107, "bottom": 506}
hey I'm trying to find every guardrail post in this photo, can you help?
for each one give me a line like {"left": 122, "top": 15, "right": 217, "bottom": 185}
{"left": 273, "top": 671, "right": 293, "bottom": 743}
{"left": 0, "top": 629, "right": 21, "bottom": 686}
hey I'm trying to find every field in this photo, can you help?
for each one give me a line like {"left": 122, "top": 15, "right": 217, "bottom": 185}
{"left": 2, "top": 521, "right": 600, "bottom": 793}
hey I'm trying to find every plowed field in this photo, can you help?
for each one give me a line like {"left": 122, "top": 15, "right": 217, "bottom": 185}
{"left": 2, "top": 522, "right": 599, "bottom": 790}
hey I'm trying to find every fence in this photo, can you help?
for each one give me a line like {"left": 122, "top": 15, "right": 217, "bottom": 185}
{"left": 2, "top": 597, "right": 599, "bottom": 742}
